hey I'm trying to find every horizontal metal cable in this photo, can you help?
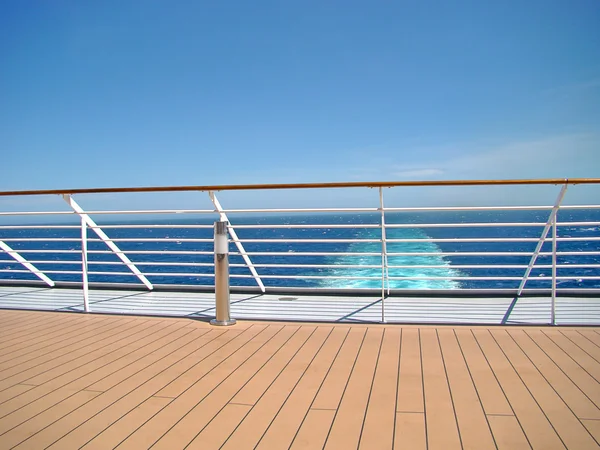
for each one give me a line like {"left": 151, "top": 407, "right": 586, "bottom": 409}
{"left": 0, "top": 225, "right": 80, "bottom": 229}
{"left": 385, "top": 222, "right": 547, "bottom": 228}
{"left": 85, "top": 238, "right": 214, "bottom": 243}
{"left": 229, "top": 224, "right": 381, "bottom": 229}
{"left": 93, "top": 224, "right": 214, "bottom": 229}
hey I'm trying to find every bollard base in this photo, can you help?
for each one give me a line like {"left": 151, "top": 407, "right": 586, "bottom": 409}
{"left": 210, "top": 318, "right": 237, "bottom": 326}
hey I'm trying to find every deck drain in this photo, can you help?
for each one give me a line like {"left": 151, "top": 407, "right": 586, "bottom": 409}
{"left": 278, "top": 297, "right": 298, "bottom": 301}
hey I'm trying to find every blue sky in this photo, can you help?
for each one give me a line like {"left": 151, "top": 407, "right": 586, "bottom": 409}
{"left": 1, "top": 1, "right": 599, "bottom": 208}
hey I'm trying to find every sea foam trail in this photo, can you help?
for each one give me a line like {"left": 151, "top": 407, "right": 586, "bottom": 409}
{"left": 320, "top": 227, "right": 461, "bottom": 289}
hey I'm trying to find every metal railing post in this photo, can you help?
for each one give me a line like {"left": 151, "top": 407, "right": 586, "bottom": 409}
{"left": 517, "top": 183, "right": 568, "bottom": 295}
{"left": 211, "top": 221, "right": 236, "bottom": 326}
{"left": 81, "top": 217, "right": 90, "bottom": 312}
{"left": 379, "top": 187, "right": 389, "bottom": 323}
{"left": 551, "top": 213, "right": 558, "bottom": 325}
{"left": 208, "top": 191, "right": 266, "bottom": 293}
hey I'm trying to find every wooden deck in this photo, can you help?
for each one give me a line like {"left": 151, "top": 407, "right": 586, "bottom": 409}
{"left": 0, "top": 310, "right": 599, "bottom": 449}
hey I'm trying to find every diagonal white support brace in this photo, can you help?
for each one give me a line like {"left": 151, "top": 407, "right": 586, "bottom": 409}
{"left": 0, "top": 240, "right": 55, "bottom": 286}
{"left": 63, "top": 195, "right": 153, "bottom": 290}
{"left": 209, "top": 191, "right": 266, "bottom": 293}
{"left": 517, "top": 183, "right": 568, "bottom": 295}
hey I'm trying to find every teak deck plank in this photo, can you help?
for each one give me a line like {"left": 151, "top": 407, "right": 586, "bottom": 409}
{"left": 396, "top": 328, "right": 424, "bottom": 414}
{"left": 473, "top": 329, "right": 566, "bottom": 449}
{"left": 524, "top": 329, "right": 600, "bottom": 412}
{"left": 257, "top": 327, "right": 348, "bottom": 450}
{"left": 394, "top": 412, "right": 427, "bottom": 450}
{"left": 0, "top": 309, "right": 599, "bottom": 449}
{"left": 437, "top": 328, "right": 496, "bottom": 450}
{"left": 360, "top": 328, "right": 401, "bottom": 449}
{"left": 420, "top": 328, "right": 462, "bottom": 450}
{"left": 491, "top": 329, "right": 598, "bottom": 449}
{"left": 222, "top": 326, "right": 332, "bottom": 450}
{"left": 324, "top": 327, "right": 383, "bottom": 449}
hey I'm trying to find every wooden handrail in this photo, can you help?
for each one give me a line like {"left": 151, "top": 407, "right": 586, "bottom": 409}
{"left": 0, "top": 178, "right": 599, "bottom": 197}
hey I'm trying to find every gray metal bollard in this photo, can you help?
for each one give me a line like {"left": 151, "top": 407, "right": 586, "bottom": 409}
{"left": 211, "top": 221, "right": 236, "bottom": 326}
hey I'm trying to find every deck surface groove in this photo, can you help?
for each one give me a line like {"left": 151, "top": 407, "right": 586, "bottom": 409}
{"left": 0, "top": 309, "right": 599, "bottom": 449}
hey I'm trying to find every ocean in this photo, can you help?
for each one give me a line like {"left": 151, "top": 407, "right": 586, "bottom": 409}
{"left": 0, "top": 210, "right": 599, "bottom": 291}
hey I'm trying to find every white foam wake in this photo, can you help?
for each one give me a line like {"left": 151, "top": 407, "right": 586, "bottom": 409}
{"left": 320, "top": 227, "right": 461, "bottom": 289}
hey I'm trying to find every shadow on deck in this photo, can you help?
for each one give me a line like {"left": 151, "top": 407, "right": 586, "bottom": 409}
{"left": 1, "top": 286, "right": 600, "bottom": 326}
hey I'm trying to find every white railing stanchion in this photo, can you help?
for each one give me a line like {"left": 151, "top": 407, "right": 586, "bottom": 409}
{"left": 551, "top": 212, "right": 558, "bottom": 325}
{"left": 0, "top": 240, "right": 55, "bottom": 286}
{"left": 62, "top": 195, "right": 153, "bottom": 290}
{"left": 379, "top": 187, "right": 388, "bottom": 322}
{"left": 211, "top": 221, "right": 236, "bottom": 326}
{"left": 81, "top": 217, "right": 90, "bottom": 312}
{"left": 517, "top": 183, "right": 568, "bottom": 295}
{"left": 208, "top": 191, "right": 266, "bottom": 293}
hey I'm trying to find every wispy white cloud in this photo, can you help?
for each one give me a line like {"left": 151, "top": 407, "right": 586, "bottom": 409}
{"left": 378, "top": 132, "right": 599, "bottom": 181}
{"left": 444, "top": 133, "right": 599, "bottom": 179}
{"left": 346, "top": 132, "right": 600, "bottom": 206}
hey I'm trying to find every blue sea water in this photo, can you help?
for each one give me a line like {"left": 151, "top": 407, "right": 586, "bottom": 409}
{"left": 0, "top": 210, "right": 599, "bottom": 290}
